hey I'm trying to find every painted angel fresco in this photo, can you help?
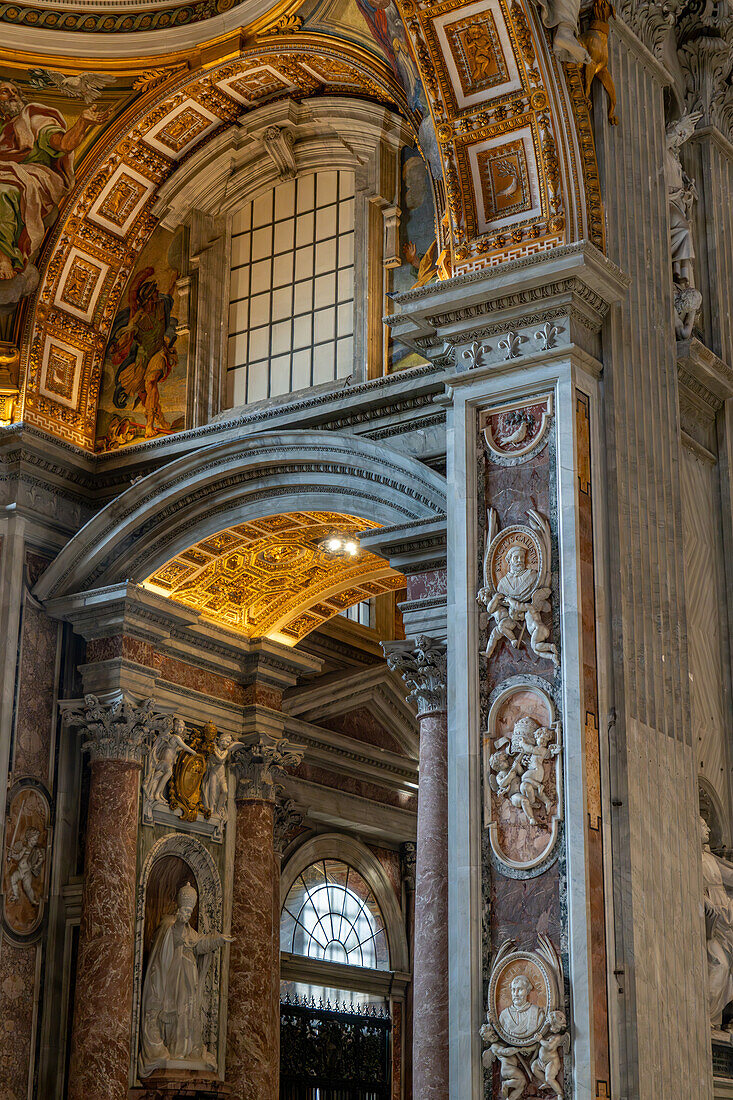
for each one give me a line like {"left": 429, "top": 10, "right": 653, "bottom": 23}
{"left": 0, "top": 79, "right": 110, "bottom": 307}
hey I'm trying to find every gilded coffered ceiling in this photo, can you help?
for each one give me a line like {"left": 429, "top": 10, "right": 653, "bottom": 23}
{"left": 143, "top": 511, "right": 405, "bottom": 644}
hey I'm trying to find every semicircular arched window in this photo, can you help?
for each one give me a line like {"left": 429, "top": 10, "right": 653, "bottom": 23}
{"left": 280, "top": 859, "right": 390, "bottom": 971}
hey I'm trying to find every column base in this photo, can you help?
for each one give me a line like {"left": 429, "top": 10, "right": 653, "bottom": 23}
{"left": 130, "top": 1071, "right": 231, "bottom": 1099}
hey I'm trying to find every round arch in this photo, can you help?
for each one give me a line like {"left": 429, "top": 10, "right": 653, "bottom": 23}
{"left": 280, "top": 831, "right": 409, "bottom": 975}
{"left": 34, "top": 429, "right": 446, "bottom": 602}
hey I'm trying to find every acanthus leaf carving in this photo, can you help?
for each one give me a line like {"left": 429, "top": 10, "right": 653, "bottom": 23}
{"left": 382, "top": 635, "right": 447, "bottom": 716}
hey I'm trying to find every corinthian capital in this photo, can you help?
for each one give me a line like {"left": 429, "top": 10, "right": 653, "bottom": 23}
{"left": 382, "top": 636, "right": 447, "bottom": 716}
{"left": 63, "top": 694, "right": 170, "bottom": 765}
{"left": 232, "top": 736, "right": 304, "bottom": 802}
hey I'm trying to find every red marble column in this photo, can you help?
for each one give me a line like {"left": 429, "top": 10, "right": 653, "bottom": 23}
{"left": 384, "top": 638, "right": 448, "bottom": 1100}
{"left": 226, "top": 739, "right": 303, "bottom": 1100}
{"left": 412, "top": 709, "right": 448, "bottom": 1100}
{"left": 64, "top": 695, "right": 164, "bottom": 1100}
{"left": 227, "top": 799, "right": 278, "bottom": 1100}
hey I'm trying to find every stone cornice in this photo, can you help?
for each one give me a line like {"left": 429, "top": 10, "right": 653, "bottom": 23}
{"left": 283, "top": 714, "right": 418, "bottom": 790}
{"left": 281, "top": 776, "right": 417, "bottom": 843}
{"left": 677, "top": 338, "right": 733, "bottom": 403}
{"left": 3, "top": 366, "right": 448, "bottom": 508}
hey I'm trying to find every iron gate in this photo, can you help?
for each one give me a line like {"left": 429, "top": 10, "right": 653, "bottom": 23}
{"left": 280, "top": 996, "right": 391, "bottom": 1100}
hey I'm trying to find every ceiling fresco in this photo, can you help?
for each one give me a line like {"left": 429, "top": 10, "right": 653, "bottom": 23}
{"left": 143, "top": 511, "right": 405, "bottom": 643}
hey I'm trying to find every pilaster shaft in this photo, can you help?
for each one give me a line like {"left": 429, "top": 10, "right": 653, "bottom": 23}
{"left": 384, "top": 637, "right": 448, "bottom": 1100}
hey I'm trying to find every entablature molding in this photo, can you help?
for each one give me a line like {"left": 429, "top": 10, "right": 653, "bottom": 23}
{"left": 280, "top": 775, "right": 417, "bottom": 844}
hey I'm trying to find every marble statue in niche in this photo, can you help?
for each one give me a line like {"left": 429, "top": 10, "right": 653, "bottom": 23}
{"left": 478, "top": 508, "right": 559, "bottom": 667}
{"left": 481, "top": 936, "right": 569, "bottom": 1098}
{"left": 139, "top": 881, "right": 232, "bottom": 1076}
{"left": 489, "top": 716, "right": 561, "bottom": 826}
{"left": 142, "top": 717, "right": 196, "bottom": 821}
{"left": 701, "top": 815, "right": 733, "bottom": 1030}
{"left": 665, "top": 110, "right": 703, "bottom": 339}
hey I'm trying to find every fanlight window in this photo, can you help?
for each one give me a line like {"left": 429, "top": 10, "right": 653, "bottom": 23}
{"left": 281, "top": 859, "right": 389, "bottom": 971}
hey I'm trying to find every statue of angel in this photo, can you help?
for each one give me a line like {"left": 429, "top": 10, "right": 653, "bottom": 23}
{"left": 533, "top": 0, "right": 590, "bottom": 64}
{"left": 665, "top": 111, "right": 702, "bottom": 287}
{"left": 531, "top": 1011, "right": 570, "bottom": 1098}
{"left": 478, "top": 509, "right": 559, "bottom": 667}
{"left": 143, "top": 717, "right": 196, "bottom": 806}
{"left": 200, "top": 733, "right": 245, "bottom": 819}
{"left": 479, "top": 1022, "right": 526, "bottom": 1100}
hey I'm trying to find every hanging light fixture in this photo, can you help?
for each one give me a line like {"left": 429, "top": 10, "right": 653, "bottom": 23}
{"left": 319, "top": 532, "right": 360, "bottom": 558}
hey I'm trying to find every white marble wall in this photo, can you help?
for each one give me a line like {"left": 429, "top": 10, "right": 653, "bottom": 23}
{"left": 680, "top": 441, "right": 731, "bottom": 836}
{"left": 596, "top": 26, "right": 712, "bottom": 1098}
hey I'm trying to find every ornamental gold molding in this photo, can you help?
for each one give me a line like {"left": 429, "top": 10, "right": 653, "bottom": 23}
{"left": 143, "top": 511, "right": 405, "bottom": 644}
{"left": 394, "top": 0, "right": 603, "bottom": 271}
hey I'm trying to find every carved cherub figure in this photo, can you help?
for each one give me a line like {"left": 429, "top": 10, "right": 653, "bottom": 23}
{"left": 510, "top": 719, "right": 559, "bottom": 826}
{"left": 200, "top": 733, "right": 245, "bottom": 819}
{"left": 478, "top": 510, "right": 559, "bottom": 668}
{"left": 489, "top": 748, "right": 522, "bottom": 799}
{"left": 531, "top": 1010, "right": 570, "bottom": 1098}
{"left": 143, "top": 717, "right": 196, "bottom": 805}
{"left": 9, "top": 826, "right": 44, "bottom": 906}
{"left": 479, "top": 1022, "right": 526, "bottom": 1100}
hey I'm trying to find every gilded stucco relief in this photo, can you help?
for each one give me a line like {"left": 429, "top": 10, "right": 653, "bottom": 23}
{"left": 144, "top": 510, "right": 405, "bottom": 642}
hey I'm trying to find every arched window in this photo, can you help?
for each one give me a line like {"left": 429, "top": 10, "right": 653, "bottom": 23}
{"left": 280, "top": 859, "right": 389, "bottom": 971}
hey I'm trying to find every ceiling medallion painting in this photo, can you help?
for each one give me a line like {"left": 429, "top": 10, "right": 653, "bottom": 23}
{"left": 143, "top": 511, "right": 405, "bottom": 644}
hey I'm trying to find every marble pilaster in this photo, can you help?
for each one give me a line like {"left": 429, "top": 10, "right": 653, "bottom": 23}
{"left": 226, "top": 738, "right": 303, "bottom": 1100}
{"left": 384, "top": 637, "right": 448, "bottom": 1100}
{"left": 63, "top": 695, "right": 167, "bottom": 1100}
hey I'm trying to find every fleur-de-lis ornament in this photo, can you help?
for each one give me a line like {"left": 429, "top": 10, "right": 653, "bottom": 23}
{"left": 498, "top": 330, "right": 525, "bottom": 360}
{"left": 462, "top": 341, "right": 489, "bottom": 369}
{"left": 534, "top": 321, "right": 564, "bottom": 351}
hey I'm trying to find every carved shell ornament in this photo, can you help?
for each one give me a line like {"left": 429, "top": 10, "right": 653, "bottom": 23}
{"left": 482, "top": 395, "right": 553, "bottom": 460}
